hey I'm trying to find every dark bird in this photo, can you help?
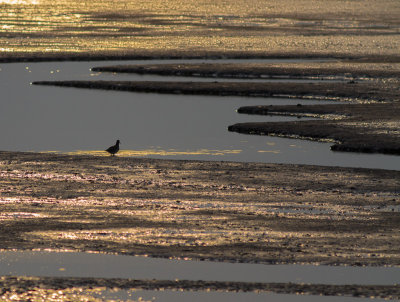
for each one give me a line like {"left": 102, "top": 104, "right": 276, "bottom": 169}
{"left": 105, "top": 140, "right": 120, "bottom": 156}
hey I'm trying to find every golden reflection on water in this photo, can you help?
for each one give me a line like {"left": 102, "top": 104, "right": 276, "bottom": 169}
{"left": 257, "top": 150, "right": 280, "bottom": 154}
{"left": 46, "top": 149, "right": 242, "bottom": 157}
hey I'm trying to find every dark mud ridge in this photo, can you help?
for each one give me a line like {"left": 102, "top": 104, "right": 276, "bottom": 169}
{"left": 33, "top": 80, "right": 398, "bottom": 101}
{"left": 229, "top": 102, "right": 400, "bottom": 155}
{"left": 1, "top": 151, "right": 400, "bottom": 266}
{"left": 92, "top": 62, "right": 400, "bottom": 79}
{"left": 2, "top": 51, "right": 400, "bottom": 63}
{"left": 1, "top": 151, "right": 400, "bottom": 299}
{"left": 1, "top": 276, "right": 400, "bottom": 300}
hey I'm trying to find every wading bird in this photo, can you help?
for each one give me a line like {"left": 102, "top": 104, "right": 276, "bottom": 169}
{"left": 105, "top": 140, "right": 120, "bottom": 156}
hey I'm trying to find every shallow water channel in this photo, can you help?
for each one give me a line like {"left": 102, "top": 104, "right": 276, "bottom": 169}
{"left": 2, "top": 251, "right": 399, "bottom": 285}
{"left": 0, "top": 251, "right": 396, "bottom": 301}
{"left": 0, "top": 60, "right": 399, "bottom": 170}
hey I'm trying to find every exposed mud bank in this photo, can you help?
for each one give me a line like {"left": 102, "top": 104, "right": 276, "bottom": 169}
{"left": 91, "top": 62, "right": 400, "bottom": 79}
{"left": 229, "top": 102, "right": 400, "bottom": 155}
{"left": 1, "top": 151, "right": 399, "bottom": 266}
{"left": 1, "top": 276, "right": 400, "bottom": 300}
{"left": 1, "top": 51, "right": 400, "bottom": 64}
{"left": 32, "top": 80, "right": 399, "bottom": 101}
{"left": 1, "top": 149, "right": 399, "bottom": 300}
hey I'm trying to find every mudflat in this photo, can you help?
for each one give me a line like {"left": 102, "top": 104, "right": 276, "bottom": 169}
{"left": 1, "top": 151, "right": 400, "bottom": 299}
{"left": 1, "top": 150, "right": 399, "bottom": 266}
{"left": 1, "top": 0, "right": 400, "bottom": 299}
{"left": 1, "top": 276, "right": 400, "bottom": 300}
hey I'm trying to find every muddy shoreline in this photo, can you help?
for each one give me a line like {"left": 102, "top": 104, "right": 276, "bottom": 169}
{"left": 1, "top": 150, "right": 400, "bottom": 299}
{"left": 91, "top": 62, "right": 400, "bottom": 79}
{"left": 1, "top": 150, "right": 399, "bottom": 266}
{"left": 2, "top": 51, "right": 400, "bottom": 64}
{"left": 33, "top": 80, "right": 399, "bottom": 101}
{"left": 230, "top": 102, "right": 400, "bottom": 155}
{"left": 2, "top": 0, "right": 400, "bottom": 298}
{"left": 1, "top": 276, "right": 400, "bottom": 300}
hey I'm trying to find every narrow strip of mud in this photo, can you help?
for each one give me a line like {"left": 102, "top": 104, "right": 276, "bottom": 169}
{"left": 1, "top": 51, "right": 400, "bottom": 64}
{"left": 32, "top": 80, "right": 398, "bottom": 101}
{"left": 1, "top": 276, "right": 400, "bottom": 300}
{"left": 91, "top": 62, "right": 400, "bottom": 79}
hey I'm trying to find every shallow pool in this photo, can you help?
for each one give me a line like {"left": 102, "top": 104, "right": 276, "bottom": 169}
{"left": 0, "top": 60, "right": 398, "bottom": 170}
{"left": 1, "top": 251, "right": 399, "bottom": 285}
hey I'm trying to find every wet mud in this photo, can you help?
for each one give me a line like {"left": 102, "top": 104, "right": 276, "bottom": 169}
{"left": 1, "top": 150, "right": 399, "bottom": 266}
{"left": 1, "top": 276, "right": 400, "bottom": 300}
{"left": 1, "top": 51, "right": 390, "bottom": 64}
{"left": 1, "top": 151, "right": 400, "bottom": 299}
{"left": 1, "top": 0, "right": 399, "bottom": 298}
{"left": 230, "top": 102, "right": 400, "bottom": 155}
{"left": 91, "top": 62, "right": 400, "bottom": 79}
{"left": 33, "top": 79, "right": 399, "bottom": 101}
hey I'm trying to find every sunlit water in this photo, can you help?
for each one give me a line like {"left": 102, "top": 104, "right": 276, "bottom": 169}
{"left": 0, "top": 60, "right": 399, "bottom": 170}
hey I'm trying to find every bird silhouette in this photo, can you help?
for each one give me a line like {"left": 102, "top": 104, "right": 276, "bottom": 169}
{"left": 105, "top": 140, "right": 120, "bottom": 156}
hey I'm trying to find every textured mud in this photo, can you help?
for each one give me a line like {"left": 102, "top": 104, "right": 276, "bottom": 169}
{"left": 2, "top": 51, "right": 394, "bottom": 64}
{"left": 1, "top": 276, "right": 400, "bottom": 300}
{"left": 1, "top": 151, "right": 400, "bottom": 300}
{"left": 6, "top": 52, "right": 400, "bottom": 302}
{"left": 1, "top": 150, "right": 399, "bottom": 265}
{"left": 230, "top": 102, "right": 400, "bottom": 154}
{"left": 33, "top": 79, "right": 399, "bottom": 102}
{"left": 2, "top": 0, "right": 399, "bottom": 299}
{"left": 91, "top": 62, "right": 400, "bottom": 79}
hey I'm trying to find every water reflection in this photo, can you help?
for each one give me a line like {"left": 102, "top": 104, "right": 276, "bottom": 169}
{"left": 1, "top": 251, "right": 400, "bottom": 285}
{"left": 66, "top": 148, "right": 242, "bottom": 157}
{"left": 0, "top": 60, "right": 399, "bottom": 170}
